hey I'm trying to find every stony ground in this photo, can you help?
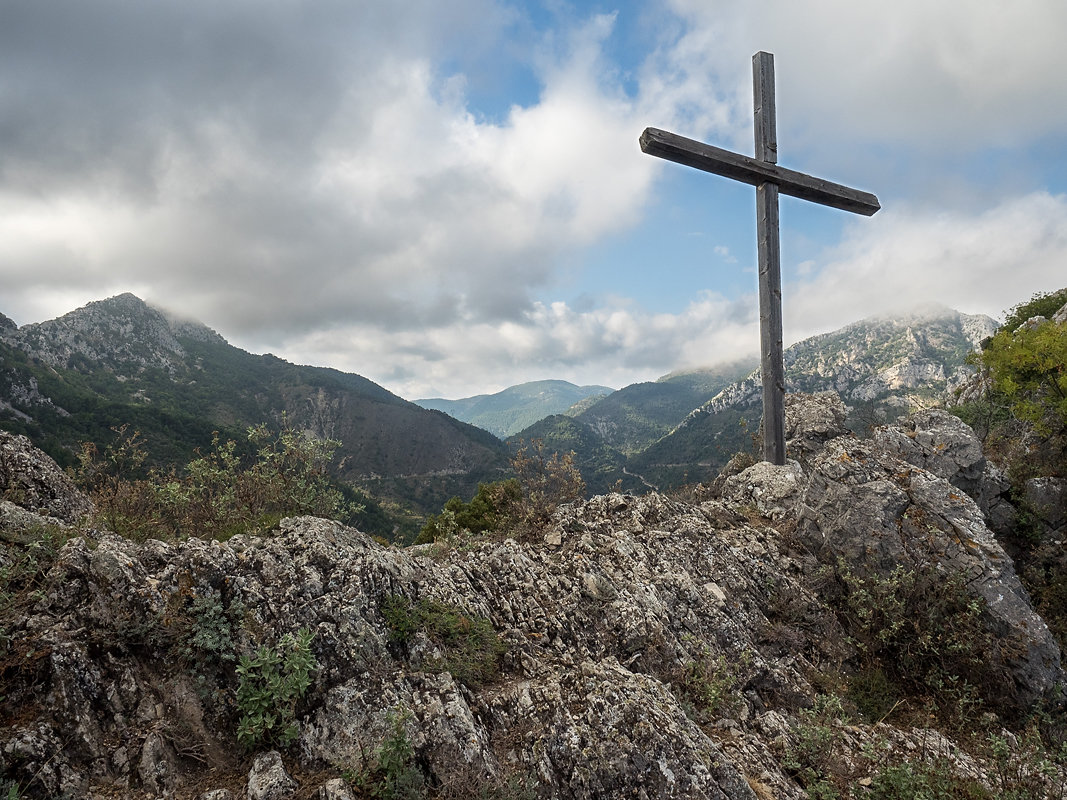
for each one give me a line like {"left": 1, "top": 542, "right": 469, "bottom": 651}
{"left": 1, "top": 394, "right": 1064, "bottom": 799}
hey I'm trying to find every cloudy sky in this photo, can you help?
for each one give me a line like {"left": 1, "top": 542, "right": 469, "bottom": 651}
{"left": 1, "top": 1, "right": 1065, "bottom": 400}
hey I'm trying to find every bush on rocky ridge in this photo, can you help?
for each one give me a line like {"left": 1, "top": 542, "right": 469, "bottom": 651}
{"left": 73, "top": 420, "right": 361, "bottom": 540}
{"left": 2, "top": 398, "right": 1067, "bottom": 798}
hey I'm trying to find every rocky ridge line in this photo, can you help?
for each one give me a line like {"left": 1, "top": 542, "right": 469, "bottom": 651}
{"left": 0, "top": 394, "right": 1063, "bottom": 798}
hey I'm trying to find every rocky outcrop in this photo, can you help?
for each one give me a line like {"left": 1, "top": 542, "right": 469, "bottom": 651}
{"left": 1, "top": 398, "right": 1063, "bottom": 798}
{"left": 0, "top": 431, "right": 91, "bottom": 525}
{"left": 1, "top": 293, "right": 191, "bottom": 373}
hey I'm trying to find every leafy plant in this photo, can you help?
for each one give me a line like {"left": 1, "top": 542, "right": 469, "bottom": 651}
{"left": 673, "top": 641, "right": 749, "bottom": 720}
{"left": 508, "top": 438, "right": 585, "bottom": 528}
{"left": 783, "top": 694, "right": 846, "bottom": 797}
{"left": 414, "top": 479, "right": 520, "bottom": 545}
{"left": 380, "top": 595, "right": 506, "bottom": 688}
{"left": 414, "top": 438, "right": 584, "bottom": 544}
{"left": 826, "top": 560, "right": 1006, "bottom": 724}
{"left": 235, "top": 628, "right": 318, "bottom": 750}
{"left": 346, "top": 710, "right": 426, "bottom": 800}
{"left": 1002, "top": 289, "right": 1067, "bottom": 334}
{"left": 75, "top": 420, "right": 362, "bottom": 540}
{"left": 867, "top": 759, "right": 990, "bottom": 800}
{"left": 979, "top": 317, "right": 1067, "bottom": 438}
{"left": 0, "top": 523, "right": 80, "bottom": 629}
{"left": 988, "top": 723, "right": 1067, "bottom": 800}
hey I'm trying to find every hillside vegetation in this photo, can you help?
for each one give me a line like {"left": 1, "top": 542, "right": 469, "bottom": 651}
{"left": 0, "top": 294, "right": 509, "bottom": 535}
{"left": 2, "top": 391, "right": 1065, "bottom": 798}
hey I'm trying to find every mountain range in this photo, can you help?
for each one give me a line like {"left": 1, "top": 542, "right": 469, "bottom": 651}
{"left": 508, "top": 306, "right": 997, "bottom": 491}
{"left": 416, "top": 380, "right": 614, "bottom": 438}
{"left": 0, "top": 294, "right": 509, "bottom": 534}
{"left": 0, "top": 294, "right": 997, "bottom": 529}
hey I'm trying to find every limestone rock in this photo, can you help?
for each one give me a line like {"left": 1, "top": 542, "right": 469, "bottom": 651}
{"left": 784, "top": 392, "right": 849, "bottom": 462}
{"left": 871, "top": 409, "right": 986, "bottom": 496}
{"left": 719, "top": 461, "right": 803, "bottom": 521}
{"left": 0, "top": 431, "right": 92, "bottom": 523}
{"left": 1024, "top": 477, "right": 1066, "bottom": 533}
{"left": 1, "top": 407, "right": 1064, "bottom": 798}
{"left": 247, "top": 751, "right": 297, "bottom": 800}
{"left": 314, "top": 779, "right": 355, "bottom": 800}
{"left": 796, "top": 434, "right": 1062, "bottom": 707}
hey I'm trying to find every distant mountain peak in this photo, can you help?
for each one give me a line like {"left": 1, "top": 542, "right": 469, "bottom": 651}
{"left": 0, "top": 293, "right": 228, "bottom": 372}
{"left": 416, "top": 379, "right": 614, "bottom": 438}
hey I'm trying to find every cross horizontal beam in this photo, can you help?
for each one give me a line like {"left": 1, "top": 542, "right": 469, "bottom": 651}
{"left": 640, "top": 127, "right": 880, "bottom": 217}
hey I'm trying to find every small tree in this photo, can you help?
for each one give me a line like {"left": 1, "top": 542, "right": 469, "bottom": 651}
{"left": 414, "top": 479, "right": 520, "bottom": 544}
{"left": 979, "top": 316, "right": 1067, "bottom": 439}
{"left": 509, "top": 439, "right": 585, "bottom": 527}
{"left": 75, "top": 421, "right": 360, "bottom": 539}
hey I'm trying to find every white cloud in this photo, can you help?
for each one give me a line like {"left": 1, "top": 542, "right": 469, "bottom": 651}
{"left": 786, "top": 191, "right": 1067, "bottom": 340}
{"left": 2, "top": 1, "right": 1066, "bottom": 403}
{"left": 273, "top": 290, "right": 760, "bottom": 399}
{"left": 665, "top": 0, "right": 1067, "bottom": 150}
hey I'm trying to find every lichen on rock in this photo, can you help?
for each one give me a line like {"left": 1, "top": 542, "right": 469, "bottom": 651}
{"left": 1, "top": 395, "right": 1064, "bottom": 798}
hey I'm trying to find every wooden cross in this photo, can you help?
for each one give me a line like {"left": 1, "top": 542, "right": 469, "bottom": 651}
{"left": 640, "top": 51, "right": 879, "bottom": 465}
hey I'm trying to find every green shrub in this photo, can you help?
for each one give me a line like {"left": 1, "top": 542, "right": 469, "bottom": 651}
{"left": 868, "top": 759, "right": 990, "bottom": 800}
{"left": 783, "top": 695, "right": 846, "bottom": 797}
{"left": 673, "top": 641, "right": 749, "bottom": 720}
{"left": 414, "top": 479, "right": 520, "bottom": 545}
{"left": 979, "top": 317, "right": 1067, "bottom": 439}
{"left": 76, "top": 421, "right": 361, "bottom": 540}
{"left": 235, "top": 628, "right": 318, "bottom": 750}
{"left": 988, "top": 723, "right": 1067, "bottom": 800}
{"left": 828, "top": 560, "right": 1005, "bottom": 724}
{"left": 380, "top": 595, "right": 506, "bottom": 688}
{"left": 847, "top": 666, "right": 903, "bottom": 723}
{"left": 1002, "top": 289, "right": 1067, "bottom": 334}
{"left": 353, "top": 710, "right": 426, "bottom": 800}
{"left": 0, "top": 524, "right": 81, "bottom": 635}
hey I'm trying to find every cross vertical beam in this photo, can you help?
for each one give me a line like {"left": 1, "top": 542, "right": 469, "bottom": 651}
{"left": 640, "top": 51, "right": 879, "bottom": 466}
{"left": 753, "top": 51, "right": 786, "bottom": 465}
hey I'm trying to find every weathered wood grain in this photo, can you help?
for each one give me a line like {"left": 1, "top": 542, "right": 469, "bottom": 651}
{"left": 639, "top": 128, "right": 880, "bottom": 216}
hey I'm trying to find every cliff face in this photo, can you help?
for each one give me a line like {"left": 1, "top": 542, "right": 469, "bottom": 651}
{"left": 0, "top": 397, "right": 1064, "bottom": 799}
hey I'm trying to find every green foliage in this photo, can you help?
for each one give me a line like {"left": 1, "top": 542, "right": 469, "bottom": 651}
{"left": 235, "top": 628, "right": 318, "bottom": 751}
{"left": 347, "top": 710, "right": 426, "bottom": 800}
{"left": 75, "top": 421, "right": 362, "bottom": 540}
{"left": 1002, "top": 289, "right": 1067, "bottom": 334}
{"left": 783, "top": 694, "right": 846, "bottom": 798}
{"left": 414, "top": 479, "right": 520, "bottom": 544}
{"left": 0, "top": 524, "right": 81, "bottom": 643}
{"left": 508, "top": 438, "right": 585, "bottom": 528}
{"left": 867, "top": 759, "right": 990, "bottom": 800}
{"left": 847, "top": 666, "right": 903, "bottom": 723}
{"left": 415, "top": 438, "right": 586, "bottom": 544}
{"left": 828, "top": 560, "right": 1003, "bottom": 724}
{"left": 508, "top": 415, "right": 639, "bottom": 495}
{"left": 166, "top": 585, "right": 246, "bottom": 704}
{"left": 979, "top": 316, "right": 1067, "bottom": 438}
{"left": 672, "top": 640, "right": 749, "bottom": 721}
{"left": 380, "top": 595, "right": 507, "bottom": 688}
{"left": 987, "top": 723, "right": 1067, "bottom": 800}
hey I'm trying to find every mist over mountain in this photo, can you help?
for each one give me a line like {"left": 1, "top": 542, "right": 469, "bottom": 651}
{"left": 629, "top": 306, "right": 998, "bottom": 487}
{"left": 0, "top": 294, "right": 1000, "bottom": 528}
{"left": 0, "top": 294, "right": 509, "bottom": 527}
